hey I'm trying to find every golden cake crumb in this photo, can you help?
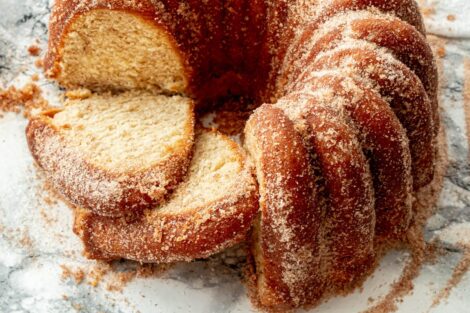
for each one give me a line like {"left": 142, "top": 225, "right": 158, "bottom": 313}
{"left": 0, "top": 83, "right": 50, "bottom": 118}
{"left": 65, "top": 88, "right": 92, "bottom": 100}
{"left": 35, "top": 58, "right": 44, "bottom": 68}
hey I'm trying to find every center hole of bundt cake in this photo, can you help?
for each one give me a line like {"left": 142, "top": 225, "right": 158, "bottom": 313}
{"left": 201, "top": 96, "right": 260, "bottom": 137}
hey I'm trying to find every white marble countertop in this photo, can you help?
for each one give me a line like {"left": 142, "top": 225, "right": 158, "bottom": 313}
{"left": 1, "top": 1, "right": 470, "bottom": 312}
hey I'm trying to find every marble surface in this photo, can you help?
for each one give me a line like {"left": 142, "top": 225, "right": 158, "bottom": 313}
{"left": 1, "top": 1, "right": 470, "bottom": 312}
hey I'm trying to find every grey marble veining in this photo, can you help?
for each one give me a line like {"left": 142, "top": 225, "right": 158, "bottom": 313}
{"left": 1, "top": 1, "right": 470, "bottom": 312}
{"left": 0, "top": 0, "right": 51, "bottom": 86}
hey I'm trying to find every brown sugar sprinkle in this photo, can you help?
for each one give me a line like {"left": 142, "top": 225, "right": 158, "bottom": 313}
{"left": 105, "top": 263, "right": 173, "bottom": 291}
{"left": 87, "top": 263, "right": 111, "bottom": 287}
{"left": 362, "top": 242, "right": 442, "bottom": 313}
{"left": 31, "top": 74, "right": 40, "bottom": 81}
{"left": 43, "top": 194, "right": 58, "bottom": 206}
{"left": 428, "top": 35, "right": 448, "bottom": 61}
{"left": 60, "top": 265, "right": 85, "bottom": 284}
{"left": 60, "top": 263, "right": 110, "bottom": 287}
{"left": 106, "top": 272, "right": 136, "bottom": 292}
{"left": 39, "top": 207, "right": 58, "bottom": 226}
{"left": 60, "top": 261, "right": 172, "bottom": 292}
{"left": 436, "top": 47, "right": 446, "bottom": 59}
{"left": 0, "top": 83, "right": 50, "bottom": 118}
{"left": 19, "top": 232, "right": 33, "bottom": 249}
{"left": 431, "top": 250, "right": 470, "bottom": 309}
{"left": 28, "top": 45, "right": 41, "bottom": 56}
{"left": 447, "top": 15, "right": 456, "bottom": 22}
{"left": 0, "top": 226, "right": 34, "bottom": 250}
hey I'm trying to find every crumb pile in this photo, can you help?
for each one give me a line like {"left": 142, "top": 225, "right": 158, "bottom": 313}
{"left": 0, "top": 83, "right": 49, "bottom": 118}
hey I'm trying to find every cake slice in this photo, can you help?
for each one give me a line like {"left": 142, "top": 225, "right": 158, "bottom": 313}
{"left": 46, "top": 3, "right": 189, "bottom": 94}
{"left": 245, "top": 105, "right": 323, "bottom": 309}
{"left": 26, "top": 91, "right": 195, "bottom": 217}
{"left": 73, "top": 130, "right": 259, "bottom": 263}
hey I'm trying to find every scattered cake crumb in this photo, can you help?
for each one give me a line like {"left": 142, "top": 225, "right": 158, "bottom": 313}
{"left": 446, "top": 15, "right": 456, "bottom": 22}
{"left": 88, "top": 263, "right": 111, "bottom": 287}
{"left": 60, "top": 261, "right": 174, "bottom": 293}
{"left": 61, "top": 265, "right": 85, "bottom": 284}
{"left": 35, "top": 58, "right": 44, "bottom": 68}
{"left": 0, "top": 83, "right": 50, "bottom": 118}
{"left": 106, "top": 272, "right": 136, "bottom": 292}
{"left": 421, "top": 6, "right": 436, "bottom": 17}
{"left": 19, "top": 231, "right": 33, "bottom": 249}
{"left": 65, "top": 88, "right": 92, "bottom": 100}
{"left": 436, "top": 47, "right": 446, "bottom": 59}
{"left": 28, "top": 45, "right": 41, "bottom": 56}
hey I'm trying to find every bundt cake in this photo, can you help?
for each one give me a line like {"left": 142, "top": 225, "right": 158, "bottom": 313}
{"left": 27, "top": 0, "right": 440, "bottom": 310}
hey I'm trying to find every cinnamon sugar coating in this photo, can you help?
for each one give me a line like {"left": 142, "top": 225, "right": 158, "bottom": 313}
{"left": 296, "top": 73, "right": 413, "bottom": 239}
{"left": 245, "top": 105, "right": 323, "bottom": 308}
{"left": 305, "top": 45, "right": 435, "bottom": 189}
{"left": 27, "top": 92, "right": 195, "bottom": 217}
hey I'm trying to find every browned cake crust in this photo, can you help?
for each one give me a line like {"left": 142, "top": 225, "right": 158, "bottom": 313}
{"left": 73, "top": 131, "right": 259, "bottom": 263}
{"left": 74, "top": 193, "right": 257, "bottom": 262}
{"left": 312, "top": 0, "right": 425, "bottom": 38}
{"left": 305, "top": 46, "right": 435, "bottom": 189}
{"left": 296, "top": 73, "right": 413, "bottom": 238}
{"left": 245, "top": 105, "right": 323, "bottom": 309}
{"left": 285, "top": 12, "right": 439, "bottom": 134}
{"left": 26, "top": 111, "right": 194, "bottom": 217}
{"left": 304, "top": 98, "right": 377, "bottom": 287}
{"left": 276, "top": 92, "right": 377, "bottom": 287}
